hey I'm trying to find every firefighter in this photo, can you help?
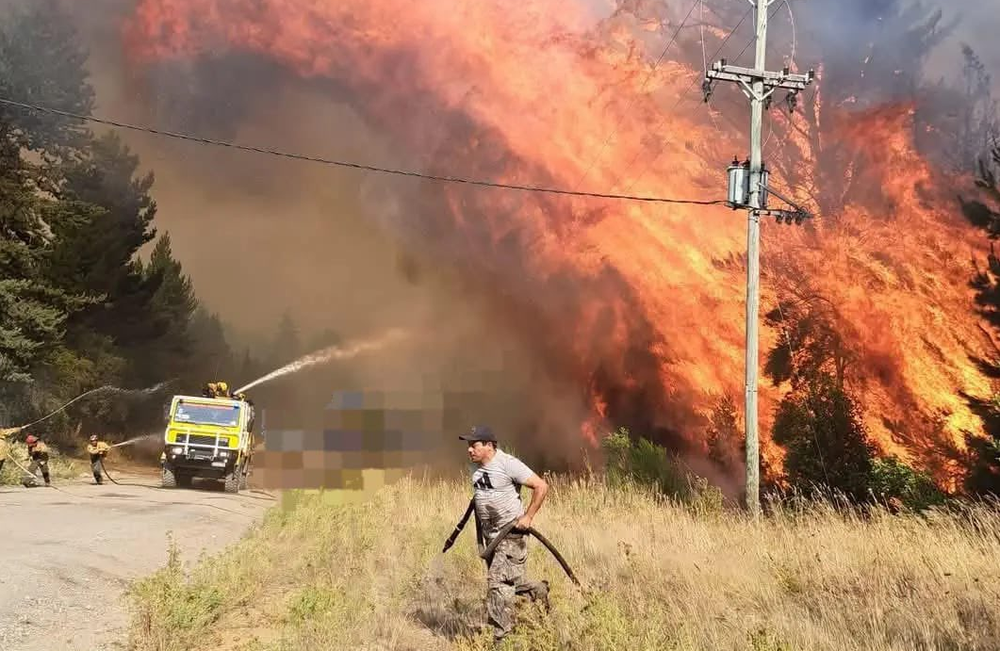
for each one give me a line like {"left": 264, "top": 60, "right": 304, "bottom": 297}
{"left": 202, "top": 381, "right": 231, "bottom": 398}
{"left": 24, "top": 434, "right": 51, "bottom": 487}
{"left": 0, "top": 426, "right": 19, "bottom": 475}
{"left": 86, "top": 434, "right": 111, "bottom": 484}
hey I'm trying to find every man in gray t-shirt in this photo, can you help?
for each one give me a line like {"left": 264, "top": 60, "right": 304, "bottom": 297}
{"left": 460, "top": 425, "right": 550, "bottom": 643}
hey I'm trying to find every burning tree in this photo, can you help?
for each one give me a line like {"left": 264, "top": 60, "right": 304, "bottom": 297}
{"left": 693, "top": 0, "right": 996, "bottom": 491}
{"left": 113, "top": 0, "right": 1000, "bottom": 491}
{"left": 961, "top": 143, "right": 1000, "bottom": 495}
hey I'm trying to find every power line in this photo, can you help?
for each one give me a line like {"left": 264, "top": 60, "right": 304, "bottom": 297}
{"left": 614, "top": 5, "right": 753, "bottom": 193}
{"left": 623, "top": 3, "right": 786, "bottom": 195}
{"left": 0, "top": 96, "right": 726, "bottom": 207}
{"left": 619, "top": 1, "right": 792, "bottom": 195}
{"left": 572, "top": 0, "right": 701, "bottom": 191}
{"left": 731, "top": 0, "right": 788, "bottom": 65}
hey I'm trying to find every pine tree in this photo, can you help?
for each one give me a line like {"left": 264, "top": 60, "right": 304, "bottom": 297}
{"left": 0, "top": 1, "right": 238, "bottom": 438}
{"left": 129, "top": 233, "right": 197, "bottom": 385}
{"left": 0, "top": 0, "right": 97, "bottom": 388}
{"left": 960, "top": 143, "right": 1000, "bottom": 495}
{"left": 47, "top": 131, "right": 159, "bottom": 358}
{"left": 771, "top": 371, "right": 877, "bottom": 502}
{"left": 185, "top": 307, "right": 234, "bottom": 384}
{"left": 0, "top": 0, "right": 94, "bottom": 161}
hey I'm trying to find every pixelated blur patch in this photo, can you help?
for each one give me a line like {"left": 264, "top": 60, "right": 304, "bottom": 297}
{"left": 255, "top": 389, "right": 446, "bottom": 493}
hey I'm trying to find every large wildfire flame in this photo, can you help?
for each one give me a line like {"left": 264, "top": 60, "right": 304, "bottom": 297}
{"left": 121, "top": 0, "right": 996, "bottom": 487}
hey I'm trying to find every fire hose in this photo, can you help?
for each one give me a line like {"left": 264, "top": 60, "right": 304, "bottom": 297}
{"left": 442, "top": 497, "right": 581, "bottom": 587}
{"left": 1, "top": 448, "right": 268, "bottom": 516}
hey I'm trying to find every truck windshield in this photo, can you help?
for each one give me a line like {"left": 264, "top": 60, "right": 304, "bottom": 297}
{"left": 173, "top": 402, "right": 240, "bottom": 427}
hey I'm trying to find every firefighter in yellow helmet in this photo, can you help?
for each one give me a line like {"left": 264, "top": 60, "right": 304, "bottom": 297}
{"left": 202, "top": 381, "right": 231, "bottom": 398}
{"left": 86, "top": 434, "right": 111, "bottom": 485}
{"left": 0, "top": 426, "right": 19, "bottom": 475}
{"left": 23, "top": 434, "right": 51, "bottom": 487}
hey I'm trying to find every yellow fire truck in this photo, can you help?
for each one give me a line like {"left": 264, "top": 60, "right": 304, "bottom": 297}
{"left": 160, "top": 387, "right": 255, "bottom": 493}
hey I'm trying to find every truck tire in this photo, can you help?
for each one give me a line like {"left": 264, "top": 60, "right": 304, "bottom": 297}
{"left": 239, "top": 457, "right": 251, "bottom": 491}
{"left": 224, "top": 468, "right": 240, "bottom": 494}
{"left": 162, "top": 464, "right": 177, "bottom": 489}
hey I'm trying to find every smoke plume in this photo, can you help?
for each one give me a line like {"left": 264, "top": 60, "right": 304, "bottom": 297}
{"left": 13, "top": 0, "right": 1000, "bottom": 488}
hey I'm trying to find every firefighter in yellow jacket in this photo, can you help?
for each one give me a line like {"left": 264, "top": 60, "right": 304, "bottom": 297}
{"left": 0, "top": 426, "right": 19, "bottom": 475}
{"left": 24, "top": 434, "right": 51, "bottom": 487}
{"left": 202, "top": 381, "right": 231, "bottom": 399}
{"left": 87, "top": 434, "right": 111, "bottom": 485}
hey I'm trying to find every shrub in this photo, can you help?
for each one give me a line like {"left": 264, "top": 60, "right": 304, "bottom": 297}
{"left": 600, "top": 427, "right": 724, "bottom": 512}
{"left": 869, "top": 455, "right": 947, "bottom": 512}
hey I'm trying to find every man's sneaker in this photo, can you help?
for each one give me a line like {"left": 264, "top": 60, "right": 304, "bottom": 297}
{"left": 536, "top": 580, "right": 551, "bottom": 611}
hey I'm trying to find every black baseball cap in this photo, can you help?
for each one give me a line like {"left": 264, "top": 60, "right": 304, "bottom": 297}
{"left": 459, "top": 425, "right": 497, "bottom": 443}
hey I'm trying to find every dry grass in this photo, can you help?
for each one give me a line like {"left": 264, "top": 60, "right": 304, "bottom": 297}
{"left": 0, "top": 441, "right": 84, "bottom": 485}
{"left": 126, "top": 474, "right": 1000, "bottom": 651}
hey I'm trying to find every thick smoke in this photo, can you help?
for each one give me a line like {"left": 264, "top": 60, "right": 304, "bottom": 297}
{"left": 26, "top": 0, "right": 1000, "bottom": 489}
{"left": 46, "top": 0, "right": 626, "bottom": 472}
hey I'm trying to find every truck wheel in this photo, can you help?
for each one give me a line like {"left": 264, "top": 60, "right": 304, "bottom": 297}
{"left": 162, "top": 464, "right": 177, "bottom": 489}
{"left": 239, "top": 460, "right": 250, "bottom": 490}
{"left": 224, "top": 468, "right": 240, "bottom": 494}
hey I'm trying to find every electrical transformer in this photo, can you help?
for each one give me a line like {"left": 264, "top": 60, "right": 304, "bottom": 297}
{"left": 726, "top": 158, "right": 770, "bottom": 210}
{"left": 726, "top": 158, "right": 750, "bottom": 209}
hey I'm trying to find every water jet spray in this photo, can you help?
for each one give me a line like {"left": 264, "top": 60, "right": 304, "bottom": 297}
{"left": 8, "top": 379, "right": 178, "bottom": 433}
{"left": 109, "top": 433, "right": 161, "bottom": 449}
{"left": 234, "top": 327, "right": 410, "bottom": 394}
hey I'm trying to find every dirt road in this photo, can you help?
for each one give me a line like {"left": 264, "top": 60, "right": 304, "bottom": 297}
{"left": 0, "top": 468, "right": 275, "bottom": 651}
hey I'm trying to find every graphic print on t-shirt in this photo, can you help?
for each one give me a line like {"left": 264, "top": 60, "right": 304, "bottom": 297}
{"left": 470, "top": 450, "right": 536, "bottom": 535}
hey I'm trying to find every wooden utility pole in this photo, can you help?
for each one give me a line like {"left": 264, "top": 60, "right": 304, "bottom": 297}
{"left": 703, "top": 0, "right": 814, "bottom": 516}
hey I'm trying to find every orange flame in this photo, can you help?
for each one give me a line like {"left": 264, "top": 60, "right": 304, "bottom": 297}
{"left": 121, "top": 0, "right": 996, "bottom": 484}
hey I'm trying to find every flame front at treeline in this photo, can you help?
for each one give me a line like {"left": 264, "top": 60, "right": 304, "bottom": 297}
{"left": 120, "top": 0, "right": 995, "bottom": 487}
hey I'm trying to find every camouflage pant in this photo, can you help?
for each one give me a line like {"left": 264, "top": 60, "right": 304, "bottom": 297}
{"left": 486, "top": 532, "right": 549, "bottom": 640}
{"left": 91, "top": 457, "right": 105, "bottom": 483}
{"left": 25, "top": 458, "right": 50, "bottom": 486}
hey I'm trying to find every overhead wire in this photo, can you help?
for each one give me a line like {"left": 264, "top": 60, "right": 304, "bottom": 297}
{"left": 701, "top": 0, "right": 722, "bottom": 134}
{"left": 700, "top": 0, "right": 708, "bottom": 74}
{"left": 0, "top": 96, "right": 725, "bottom": 207}
{"left": 572, "top": 0, "right": 701, "bottom": 191}
{"left": 764, "top": 0, "right": 800, "bottom": 159}
{"left": 730, "top": 0, "right": 788, "bottom": 65}
{"left": 619, "top": 0, "right": 796, "bottom": 195}
{"left": 613, "top": 4, "right": 753, "bottom": 193}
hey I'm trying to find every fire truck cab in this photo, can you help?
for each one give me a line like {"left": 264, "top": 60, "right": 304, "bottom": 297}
{"left": 160, "top": 391, "right": 255, "bottom": 493}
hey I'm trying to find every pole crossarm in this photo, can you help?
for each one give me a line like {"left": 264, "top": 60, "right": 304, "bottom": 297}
{"left": 705, "top": 62, "right": 814, "bottom": 103}
{"left": 707, "top": 62, "right": 813, "bottom": 88}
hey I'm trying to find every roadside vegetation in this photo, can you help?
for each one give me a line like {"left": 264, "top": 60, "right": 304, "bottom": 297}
{"left": 0, "top": 440, "right": 82, "bottom": 485}
{"left": 126, "top": 430, "right": 1000, "bottom": 651}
